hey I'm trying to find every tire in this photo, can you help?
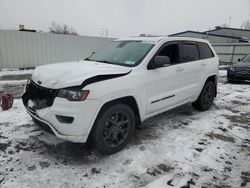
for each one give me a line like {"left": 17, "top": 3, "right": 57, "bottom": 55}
{"left": 192, "top": 81, "right": 215, "bottom": 111}
{"left": 91, "top": 103, "right": 135, "bottom": 154}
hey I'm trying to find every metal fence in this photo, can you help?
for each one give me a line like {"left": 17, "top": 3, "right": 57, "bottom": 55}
{"left": 0, "top": 30, "right": 114, "bottom": 69}
{"left": 212, "top": 43, "right": 250, "bottom": 65}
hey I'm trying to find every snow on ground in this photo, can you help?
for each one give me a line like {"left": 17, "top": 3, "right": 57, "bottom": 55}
{"left": 219, "top": 70, "right": 227, "bottom": 78}
{"left": 0, "top": 69, "right": 33, "bottom": 77}
{"left": 0, "top": 74, "right": 250, "bottom": 188}
{"left": 0, "top": 80, "right": 27, "bottom": 85}
{"left": 0, "top": 69, "right": 32, "bottom": 98}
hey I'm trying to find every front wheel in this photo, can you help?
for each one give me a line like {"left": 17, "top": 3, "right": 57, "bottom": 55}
{"left": 192, "top": 81, "right": 215, "bottom": 111}
{"left": 91, "top": 103, "right": 135, "bottom": 154}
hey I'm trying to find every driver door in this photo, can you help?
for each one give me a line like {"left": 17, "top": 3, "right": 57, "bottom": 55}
{"left": 146, "top": 42, "right": 181, "bottom": 115}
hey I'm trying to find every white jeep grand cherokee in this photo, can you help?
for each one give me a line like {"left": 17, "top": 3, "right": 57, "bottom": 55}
{"left": 22, "top": 37, "right": 219, "bottom": 154}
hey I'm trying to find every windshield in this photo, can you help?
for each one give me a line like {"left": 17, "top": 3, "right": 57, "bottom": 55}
{"left": 242, "top": 54, "right": 250, "bottom": 63}
{"left": 86, "top": 40, "right": 155, "bottom": 67}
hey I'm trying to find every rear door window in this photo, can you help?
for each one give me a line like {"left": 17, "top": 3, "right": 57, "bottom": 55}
{"left": 181, "top": 43, "right": 199, "bottom": 63}
{"left": 197, "top": 42, "right": 214, "bottom": 59}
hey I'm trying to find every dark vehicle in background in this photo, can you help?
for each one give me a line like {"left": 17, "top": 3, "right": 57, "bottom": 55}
{"left": 227, "top": 54, "right": 250, "bottom": 82}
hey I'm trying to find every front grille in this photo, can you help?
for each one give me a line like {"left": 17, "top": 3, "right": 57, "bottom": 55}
{"left": 235, "top": 67, "right": 250, "bottom": 75}
{"left": 22, "top": 80, "right": 59, "bottom": 110}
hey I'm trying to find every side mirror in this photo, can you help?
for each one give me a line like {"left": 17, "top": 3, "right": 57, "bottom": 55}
{"left": 237, "top": 58, "right": 241, "bottom": 62}
{"left": 151, "top": 56, "right": 171, "bottom": 69}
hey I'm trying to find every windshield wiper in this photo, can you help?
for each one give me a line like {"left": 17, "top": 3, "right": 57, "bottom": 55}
{"left": 84, "top": 58, "right": 112, "bottom": 64}
{"left": 94, "top": 60, "right": 117, "bottom": 64}
{"left": 84, "top": 59, "right": 122, "bottom": 66}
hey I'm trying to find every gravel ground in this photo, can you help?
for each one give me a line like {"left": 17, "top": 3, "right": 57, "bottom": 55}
{"left": 0, "top": 71, "right": 249, "bottom": 188}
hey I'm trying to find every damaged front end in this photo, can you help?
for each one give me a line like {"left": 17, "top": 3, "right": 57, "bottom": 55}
{"left": 22, "top": 79, "right": 62, "bottom": 134}
{"left": 21, "top": 66, "right": 132, "bottom": 141}
{"left": 22, "top": 80, "right": 59, "bottom": 111}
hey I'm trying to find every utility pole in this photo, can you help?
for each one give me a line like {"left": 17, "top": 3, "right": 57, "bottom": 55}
{"left": 101, "top": 28, "right": 108, "bottom": 38}
{"left": 229, "top": 16, "right": 232, "bottom": 28}
{"left": 105, "top": 28, "right": 108, "bottom": 38}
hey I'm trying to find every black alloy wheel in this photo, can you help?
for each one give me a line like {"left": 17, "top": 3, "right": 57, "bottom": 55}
{"left": 102, "top": 111, "right": 131, "bottom": 148}
{"left": 91, "top": 103, "right": 135, "bottom": 154}
{"left": 192, "top": 81, "right": 215, "bottom": 111}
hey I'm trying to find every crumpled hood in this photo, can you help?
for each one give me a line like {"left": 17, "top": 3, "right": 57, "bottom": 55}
{"left": 31, "top": 60, "right": 131, "bottom": 89}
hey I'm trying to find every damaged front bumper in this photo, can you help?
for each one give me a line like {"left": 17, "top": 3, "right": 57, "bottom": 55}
{"left": 25, "top": 107, "right": 86, "bottom": 142}
{"left": 22, "top": 80, "right": 101, "bottom": 143}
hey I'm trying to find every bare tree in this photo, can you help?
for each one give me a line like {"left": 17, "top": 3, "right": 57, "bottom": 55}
{"left": 220, "top": 23, "right": 228, "bottom": 28}
{"left": 241, "top": 20, "right": 250, "bottom": 30}
{"left": 49, "top": 22, "right": 78, "bottom": 35}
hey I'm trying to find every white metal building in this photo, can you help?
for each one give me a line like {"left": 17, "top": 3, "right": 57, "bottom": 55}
{"left": 207, "top": 27, "right": 250, "bottom": 39}
{"left": 169, "top": 31, "right": 248, "bottom": 43}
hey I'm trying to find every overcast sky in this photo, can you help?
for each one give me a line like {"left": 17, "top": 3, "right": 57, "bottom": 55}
{"left": 0, "top": 0, "right": 249, "bottom": 38}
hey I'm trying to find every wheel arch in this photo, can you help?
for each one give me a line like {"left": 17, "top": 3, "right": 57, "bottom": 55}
{"left": 205, "top": 74, "right": 218, "bottom": 97}
{"left": 97, "top": 96, "right": 141, "bottom": 125}
{"left": 86, "top": 96, "right": 142, "bottom": 143}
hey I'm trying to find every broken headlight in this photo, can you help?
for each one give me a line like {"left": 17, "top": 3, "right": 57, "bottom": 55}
{"left": 57, "top": 88, "right": 89, "bottom": 101}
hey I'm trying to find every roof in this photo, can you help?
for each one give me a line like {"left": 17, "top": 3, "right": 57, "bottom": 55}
{"left": 169, "top": 30, "right": 243, "bottom": 40}
{"left": 115, "top": 36, "right": 211, "bottom": 44}
{"left": 115, "top": 36, "right": 165, "bottom": 44}
{"left": 206, "top": 27, "right": 250, "bottom": 33}
{"left": 164, "top": 36, "right": 210, "bottom": 43}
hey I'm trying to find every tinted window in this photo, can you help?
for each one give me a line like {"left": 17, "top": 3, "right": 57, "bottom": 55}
{"left": 197, "top": 42, "right": 214, "bottom": 59}
{"left": 158, "top": 43, "right": 179, "bottom": 64}
{"left": 181, "top": 43, "right": 199, "bottom": 62}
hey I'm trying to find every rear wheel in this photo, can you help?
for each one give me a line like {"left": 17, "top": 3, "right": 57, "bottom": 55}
{"left": 91, "top": 103, "right": 135, "bottom": 154}
{"left": 192, "top": 81, "right": 215, "bottom": 111}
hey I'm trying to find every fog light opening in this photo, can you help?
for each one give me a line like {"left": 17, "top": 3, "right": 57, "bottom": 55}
{"left": 56, "top": 115, "right": 74, "bottom": 124}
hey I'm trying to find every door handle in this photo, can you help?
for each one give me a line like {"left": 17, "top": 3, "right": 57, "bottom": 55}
{"left": 201, "top": 63, "right": 206, "bottom": 67}
{"left": 176, "top": 67, "right": 184, "bottom": 72}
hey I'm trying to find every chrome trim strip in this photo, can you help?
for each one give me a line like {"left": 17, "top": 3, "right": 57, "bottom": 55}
{"left": 151, "top": 94, "right": 175, "bottom": 104}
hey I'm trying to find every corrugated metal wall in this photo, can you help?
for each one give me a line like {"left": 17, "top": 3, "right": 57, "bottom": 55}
{"left": 0, "top": 30, "right": 114, "bottom": 69}
{"left": 0, "top": 30, "right": 249, "bottom": 68}
{"left": 212, "top": 43, "right": 250, "bottom": 64}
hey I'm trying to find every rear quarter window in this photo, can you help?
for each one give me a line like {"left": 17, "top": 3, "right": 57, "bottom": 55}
{"left": 197, "top": 42, "right": 214, "bottom": 60}
{"left": 181, "top": 43, "right": 199, "bottom": 62}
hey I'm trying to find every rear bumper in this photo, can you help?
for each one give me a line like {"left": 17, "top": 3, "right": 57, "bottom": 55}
{"left": 24, "top": 97, "right": 101, "bottom": 143}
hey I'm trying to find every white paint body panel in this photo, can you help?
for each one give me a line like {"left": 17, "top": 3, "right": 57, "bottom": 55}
{"left": 31, "top": 61, "right": 131, "bottom": 89}
{"left": 26, "top": 37, "right": 219, "bottom": 143}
